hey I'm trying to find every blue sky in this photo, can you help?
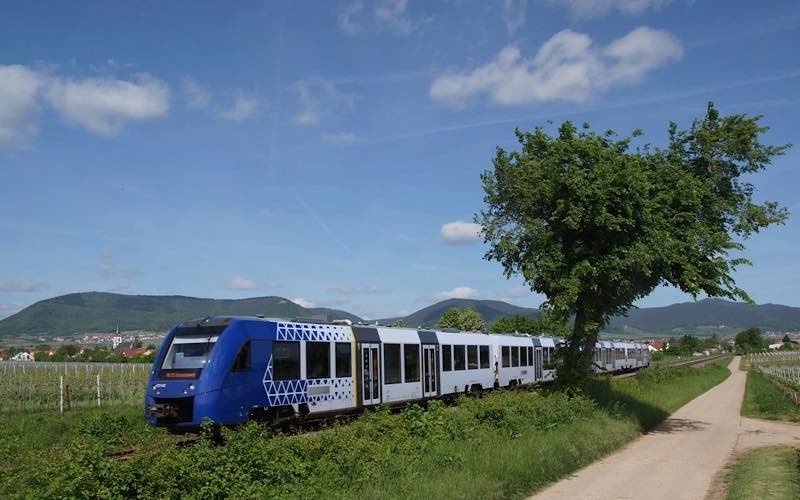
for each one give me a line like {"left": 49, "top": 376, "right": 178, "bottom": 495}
{"left": 1, "top": 0, "right": 799, "bottom": 320}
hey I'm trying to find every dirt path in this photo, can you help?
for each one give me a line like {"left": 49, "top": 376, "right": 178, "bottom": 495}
{"left": 531, "top": 357, "right": 800, "bottom": 500}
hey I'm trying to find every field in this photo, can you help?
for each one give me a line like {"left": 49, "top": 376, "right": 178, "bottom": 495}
{"left": 723, "top": 446, "right": 800, "bottom": 500}
{"left": 0, "top": 361, "right": 151, "bottom": 412}
{"left": 0, "top": 357, "right": 732, "bottom": 499}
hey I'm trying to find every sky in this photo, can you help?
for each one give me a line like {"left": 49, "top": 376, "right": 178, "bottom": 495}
{"left": 1, "top": 0, "right": 799, "bottom": 320}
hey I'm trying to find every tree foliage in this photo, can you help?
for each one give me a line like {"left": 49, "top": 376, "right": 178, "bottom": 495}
{"left": 477, "top": 103, "right": 789, "bottom": 383}
{"left": 436, "top": 307, "right": 487, "bottom": 332}
{"left": 734, "top": 327, "right": 768, "bottom": 354}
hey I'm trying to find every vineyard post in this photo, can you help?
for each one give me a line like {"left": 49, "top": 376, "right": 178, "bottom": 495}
{"left": 96, "top": 374, "right": 101, "bottom": 407}
{"left": 59, "top": 375, "right": 63, "bottom": 414}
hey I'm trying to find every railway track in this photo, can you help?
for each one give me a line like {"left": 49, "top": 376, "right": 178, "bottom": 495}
{"left": 667, "top": 353, "right": 729, "bottom": 368}
{"left": 613, "top": 353, "right": 729, "bottom": 379}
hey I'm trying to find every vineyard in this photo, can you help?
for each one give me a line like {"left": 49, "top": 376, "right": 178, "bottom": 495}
{"left": 744, "top": 351, "right": 800, "bottom": 407}
{"left": 0, "top": 361, "right": 151, "bottom": 412}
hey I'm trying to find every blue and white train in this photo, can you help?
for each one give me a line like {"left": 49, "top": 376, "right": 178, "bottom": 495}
{"left": 145, "top": 316, "right": 650, "bottom": 428}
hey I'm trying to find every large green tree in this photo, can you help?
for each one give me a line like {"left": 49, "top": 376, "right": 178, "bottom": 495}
{"left": 477, "top": 103, "right": 789, "bottom": 383}
{"left": 436, "top": 307, "right": 487, "bottom": 332}
{"left": 734, "top": 327, "right": 768, "bottom": 354}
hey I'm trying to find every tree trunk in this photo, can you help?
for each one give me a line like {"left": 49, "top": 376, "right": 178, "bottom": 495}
{"left": 558, "top": 308, "right": 602, "bottom": 385}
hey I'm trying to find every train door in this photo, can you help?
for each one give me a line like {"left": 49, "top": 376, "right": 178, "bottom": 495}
{"left": 534, "top": 347, "right": 543, "bottom": 380}
{"left": 422, "top": 345, "right": 437, "bottom": 397}
{"left": 361, "top": 343, "right": 381, "bottom": 405}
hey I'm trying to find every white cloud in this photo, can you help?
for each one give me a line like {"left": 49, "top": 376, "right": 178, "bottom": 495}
{"left": 321, "top": 131, "right": 364, "bottom": 144}
{"left": 0, "top": 65, "right": 43, "bottom": 148}
{"left": 338, "top": 1, "right": 364, "bottom": 35}
{"left": 332, "top": 286, "right": 392, "bottom": 294}
{"left": 0, "top": 65, "right": 171, "bottom": 145}
{"left": 503, "top": 0, "right": 527, "bottom": 35}
{"left": 46, "top": 73, "right": 169, "bottom": 135}
{"left": 293, "top": 297, "right": 316, "bottom": 308}
{"left": 293, "top": 83, "right": 319, "bottom": 125}
{"left": 554, "top": 0, "right": 674, "bottom": 18}
{"left": 441, "top": 221, "right": 483, "bottom": 245}
{"left": 219, "top": 94, "right": 258, "bottom": 122}
{"left": 0, "top": 279, "right": 47, "bottom": 292}
{"left": 226, "top": 276, "right": 258, "bottom": 290}
{"left": 182, "top": 76, "right": 211, "bottom": 110}
{"left": 430, "top": 26, "right": 682, "bottom": 108}
{"left": 375, "top": 0, "right": 411, "bottom": 35}
{"left": 434, "top": 286, "right": 480, "bottom": 301}
{"left": 293, "top": 80, "right": 355, "bottom": 126}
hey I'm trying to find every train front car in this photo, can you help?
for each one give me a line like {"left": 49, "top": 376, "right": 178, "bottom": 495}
{"left": 146, "top": 316, "right": 259, "bottom": 428}
{"left": 146, "top": 317, "right": 360, "bottom": 429}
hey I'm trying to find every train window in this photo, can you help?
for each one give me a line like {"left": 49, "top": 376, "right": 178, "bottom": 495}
{"left": 231, "top": 341, "right": 251, "bottom": 371}
{"left": 384, "top": 344, "right": 401, "bottom": 384}
{"left": 335, "top": 342, "right": 351, "bottom": 378}
{"left": 511, "top": 346, "right": 519, "bottom": 367}
{"left": 528, "top": 347, "right": 533, "bottom": 366}
{"left": 306, "top": 342, "right": 330, "bottom": 379}
{"left": 454, "top": 345, "right": 466, "bottom": 370}
{"left": 521, "top": 345, "right": 528, "bottom": 366}
{"left": 479, "top": 345, "right": 490, "bottom": 369}
{"left": 442, "top": 344, "right": 452, "bottom": 371}
{"left": 467, "top": 345, "right": 478, "bottom": 369}
{"left": 404, "top": 344, "right": 420, "bottom": 382}
{"left": 502, "top": 346, "right": 510, "bottom": 367}
{"left": 273, "top": 341, "right": 300, "bottom": 380}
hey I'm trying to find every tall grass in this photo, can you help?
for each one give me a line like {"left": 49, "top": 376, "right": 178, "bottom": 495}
{"left": 1, "top": 361, "right": 731, "bottom": 499}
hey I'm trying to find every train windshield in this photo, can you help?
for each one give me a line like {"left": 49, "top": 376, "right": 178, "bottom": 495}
{"left": 159, "top": 333, "right": 220, "bottom": 379}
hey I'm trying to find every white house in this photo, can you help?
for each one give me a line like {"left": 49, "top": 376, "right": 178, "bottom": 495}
{"left": 11, "top": 351, "right": 34, "bottom": 361}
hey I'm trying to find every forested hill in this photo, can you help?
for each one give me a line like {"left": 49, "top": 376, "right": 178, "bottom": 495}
{"left": 386, "top": 298, "right": 800, "bottom": 337}
{"left": 0, "top": 292, "right": 362, "bottom": 337}
{"left": 2, "top": 293, "right": 800, "bottom": 339}
{"left": 381, "top": 299, "right": 541, "bottom": 328}
{"left": 604, "top": 298, "right": 800, "bottom": 336}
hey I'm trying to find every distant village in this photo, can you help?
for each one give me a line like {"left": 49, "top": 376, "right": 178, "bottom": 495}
{"left": 0, "top": 326, "right": 164, "bottom": 362}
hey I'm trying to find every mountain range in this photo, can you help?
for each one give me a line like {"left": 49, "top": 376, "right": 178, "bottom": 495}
{"left": 1, "top": 292, "right": 799, "bottom": 340}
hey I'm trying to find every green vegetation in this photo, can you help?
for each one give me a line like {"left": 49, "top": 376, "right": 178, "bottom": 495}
{"left": 736, "top": 327, "right": 769, "bottom": 354}
{"left": 741, "top": 370, "right": 800, "bottom": 422}
{"left": 724, "top": 446, "right": 800, "bottom": 500}
{"left": 1, "top": 361, "right": 731, "bottom": 498}
{"left": 436, "top": 307, "right": 487, "bottom": 331}
{"left": 477, "top": 103, "right": 789, "bottom": 382}
{"left": 490, "top": 313, "right": 569, "bottom": 336}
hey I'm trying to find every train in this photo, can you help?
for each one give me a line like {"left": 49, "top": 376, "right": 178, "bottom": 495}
{"left": 145, "top": 316, "right": 651, "bottom": 428}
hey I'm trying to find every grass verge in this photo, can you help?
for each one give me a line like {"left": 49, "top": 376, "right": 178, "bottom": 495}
{"left": 741, "top": 370, "right": 800, "bottom": 422}
{"left": 2, "top": 361, "right": 731, "bottom": 499}
{"left": 724, "top": 446, "right": 800, "bottom": 500}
